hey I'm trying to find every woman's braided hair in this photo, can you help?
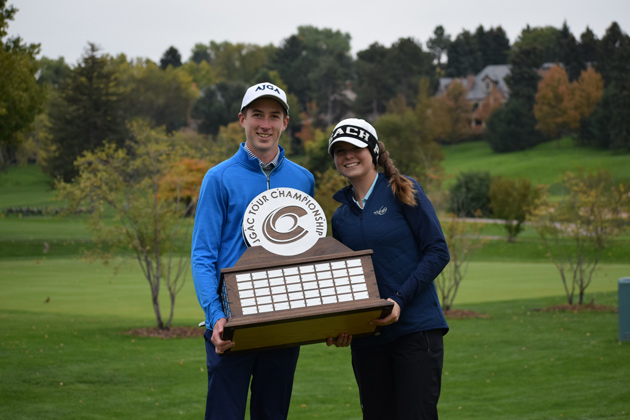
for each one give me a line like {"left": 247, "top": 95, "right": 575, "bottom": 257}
{"left": 376, "top": 141, "right": 418, "bottom": 207}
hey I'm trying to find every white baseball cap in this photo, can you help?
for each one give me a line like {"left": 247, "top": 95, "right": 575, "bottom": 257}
{"left": 328, "top": 118, "right": 379, "bottom": 161}
{"left": 240, "top": 82, "right": 289, "bottom": 114}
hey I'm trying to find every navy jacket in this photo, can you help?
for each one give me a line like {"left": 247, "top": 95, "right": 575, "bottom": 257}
{"left": 332, "top": 173, "right": 449, "bottom": 349}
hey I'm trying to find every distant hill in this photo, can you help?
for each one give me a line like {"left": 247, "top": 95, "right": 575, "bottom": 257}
{"left": 441, "top": 138, "right": 630, "bottom": 193}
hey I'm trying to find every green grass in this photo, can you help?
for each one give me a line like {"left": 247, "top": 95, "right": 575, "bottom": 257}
{"left": 2, "top": 258, "right": 629, "bottom": 419}
{"left": 1, "top": 150, "right": 629, "bottom": 419}
{"left": 0, "top": 164, "right": 56, "bottom": 208}
{"left": 441, "top": 138, "right": 630, "bottom": 193}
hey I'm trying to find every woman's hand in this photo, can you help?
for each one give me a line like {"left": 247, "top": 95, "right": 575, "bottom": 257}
{"left": 211, "top": 318, "right": 235, "bottom": 354}
{"left": 326, "top": 333, "right": 352, "bottom": 347}
{"left": 370, "top": 298, "right": 400, "bottom": 326}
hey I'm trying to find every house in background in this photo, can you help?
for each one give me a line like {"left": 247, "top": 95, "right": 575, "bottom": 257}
{"left": 436, "top": 64, "right": 511, "bottom": 133}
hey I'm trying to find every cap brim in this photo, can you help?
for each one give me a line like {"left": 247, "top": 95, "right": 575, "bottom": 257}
{"left": 241, "top": 95, "right": 289, "bottom": 113}
{"left": 328, "top": 137, "right": 369, "bottom": 154}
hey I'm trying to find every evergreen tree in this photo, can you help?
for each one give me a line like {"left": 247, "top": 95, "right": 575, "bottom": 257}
{"left": 558, "top": 22, "right": 583, "bottom": 81}
{"left": 483, "top": 26, "right": 511, "bottom": 65}
{"left": 44, "top": 43, "right": 128, "bottom": 181}
{"left": 159, "top": 46, "right": 182, "bottom": 69}
{"left": 353, "top": 42, "right": 395, "bottom": 119}
{"left": 190, "top": 81, "right": 247, "bottom": 136}
{"left": 427, "top": 25, "right": 451, "bottom": 68}
{"left": 445, "top": 30, "right": 482, "bottom": 77}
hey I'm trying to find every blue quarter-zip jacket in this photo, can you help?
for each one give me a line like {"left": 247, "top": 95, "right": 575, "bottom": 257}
{"left": 332, "top": 173, "right": 449, "bottom": 349}
{"left": 191, "top": 144, "right": 315, "bottom": 330}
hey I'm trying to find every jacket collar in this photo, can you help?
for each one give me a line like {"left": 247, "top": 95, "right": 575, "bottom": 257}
{"left": 236, "top": 143, "right": 285, "bottom": 172}
{"left": 333, "top": 173, "right": 385, "bottom": 206}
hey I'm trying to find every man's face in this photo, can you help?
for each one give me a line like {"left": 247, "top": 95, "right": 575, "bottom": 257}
{"left": 239, "top": 97, "right": 289, "bottom": 160}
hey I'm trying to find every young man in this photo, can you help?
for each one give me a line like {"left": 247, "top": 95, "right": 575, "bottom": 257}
{"left": 191, "top": 82, "right": 315, "bottom": 419}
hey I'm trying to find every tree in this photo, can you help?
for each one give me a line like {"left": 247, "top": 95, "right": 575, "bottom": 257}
{"left": 486, "top": 99, "right": 543, "bottom": 152}
{"left": 354, "top": 42, "right": 395, "bottom": 119}
{"left": 535, "top": 65, "right": 604, "bottom": 140}
{"left": 44, "top": 43, "right": 128, "bottom": 181}
{"left": 445, "top": 30, "right": 482, "bottom": 77}
{"left": 190, "top": 80, "right": 247, "bottom": 135}
{"left": 427, "top": 25, "right": 451, "bottom": 68}
{"left": 122, "top": 59, "right": 199, "bottom": 132}
{"left": 0, "top": 1, "right": 45, "bottom": 167}
{"left": 505, "top": 44, "right": 543, "bottom": 108}
{"left": 489, "top": 176, "right": 541, "bottom": 242}
{"left": 534, "top": 64, "right": 574, "bottom": 139}
{"left": 448, "top": 171, "right": 491, "bottom": 217}
{"left": 532, "top": 170, "right": 630, "bottom": 305}
{"left": 487, "top": 44, "right": 545, "bottom": 152}
{"left": 581, "top": 22, "right": 630, "bottom": 151}
{"left": 437, "top": 216, "right": 485, "bottom": 311}
{"left": 37, "top": 56, "right": 72, "bottom": 88}
{"left": 579, "top": 27, "right": 599, "bottom": 67}
{"left": 388, "top": 37, "right": 435, "bottom": 108}
{"left": 513, "top": 25, "right": 562, "bottom": 63}
{"left": 431, "top": 80, "right": 471, "bottom": 143}
{"left": 571, "top": 67, "right": 604, "bottom": 121}
{"left": 482, "top": 26, "right": 510, "bottom": 66}
{"left": 207, "top": 41, "right": 275, "bottom": 83}
{"left": 159, "top": 46, "right": 182, "bottom": 69}
{"left": 56, "top": 123, "right": 202, "bottom": 329}
{"left": 375, "top": 106, "right": 444, "bottom": 188}
{"left": 189, "top": 42, "right": 211, "bottom": 64}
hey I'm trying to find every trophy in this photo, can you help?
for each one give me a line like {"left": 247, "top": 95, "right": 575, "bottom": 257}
{"left": 219, "top": 188, "right": 393, "bottom": 353}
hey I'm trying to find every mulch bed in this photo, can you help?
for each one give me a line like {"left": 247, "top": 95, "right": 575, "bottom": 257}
{"left": 533, "top": 302, "right": 618, "bottom": 313}
{"left": 123, "top": 326, "right": 206, "bottom": 339}
{"left": 443, "top": 309, "right": 490, "bottom": 319}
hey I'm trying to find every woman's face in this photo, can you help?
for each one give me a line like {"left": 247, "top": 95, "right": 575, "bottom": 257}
{"left": 332, "top": 142, "right": 376, "bottom": 183}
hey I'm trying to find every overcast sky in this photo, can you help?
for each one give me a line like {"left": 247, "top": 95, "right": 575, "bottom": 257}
{"left": 7, "top": 0, "right": 630, "bottom": 65}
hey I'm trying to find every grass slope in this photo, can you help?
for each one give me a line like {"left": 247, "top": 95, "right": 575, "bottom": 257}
{"left": 441, "top": 138, "right": 630, "bottom": 192}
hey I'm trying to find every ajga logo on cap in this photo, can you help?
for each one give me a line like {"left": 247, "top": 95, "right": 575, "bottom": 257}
{"left": 242, "top": 188, "right": 327, "bottom": 256}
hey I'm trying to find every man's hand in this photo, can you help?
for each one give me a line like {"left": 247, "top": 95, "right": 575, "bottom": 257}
{"left": 211, "top": 318, "right": 235, "bottom": 354}
{"left": 326, "top": 333, "right": 352, "bottom": 348}
{"left": 370, "top": 298, "right": 400, "bottom": 326}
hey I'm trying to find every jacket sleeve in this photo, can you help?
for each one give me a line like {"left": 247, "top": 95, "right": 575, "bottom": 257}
{"left": 391, "top": 181, "right": 450, "bottom": 310}
{"left": 191, "top": 170, "right": 227, "bottom": 330}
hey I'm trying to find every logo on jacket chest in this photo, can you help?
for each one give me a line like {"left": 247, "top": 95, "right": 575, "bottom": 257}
{"left": 242, "top": 188, "right": 327, "bottom": 256}
{"left": 373, "top": 206, "right": 387, "bottom": 216}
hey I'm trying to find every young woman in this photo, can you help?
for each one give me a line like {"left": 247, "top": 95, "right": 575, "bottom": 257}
{"left": 326, "top": 118, "right": 450, "bottom": 420}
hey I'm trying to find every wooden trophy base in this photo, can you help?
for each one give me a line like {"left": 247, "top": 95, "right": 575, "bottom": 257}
{"left": 219, "top": 237, "right": 392, "bottom": 354}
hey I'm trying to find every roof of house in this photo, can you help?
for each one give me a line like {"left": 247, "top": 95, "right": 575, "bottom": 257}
{"left": 466, "top": 64, "right": 511, "bottom": 101}
{"left": 437, "top": 64, "right": 512, "bottom": 101}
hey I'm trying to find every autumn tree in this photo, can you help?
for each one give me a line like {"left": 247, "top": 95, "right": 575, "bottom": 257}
{"left": 534, "top": 65, "right": 604, "bottom": 139}
{"left": 431, "top": 80, "right": 471, "bottom": 143}
{"left": 489, "top": 177, "right": 542, "bottom": 242}
{"left": 532, "top": 170, "right": 630, "bottom": 305}
{"left": 56, "top": 123, "right": 201, "bottom": 329}
{"left": 534, "top": 64, "right": 573, "bottom": 138}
